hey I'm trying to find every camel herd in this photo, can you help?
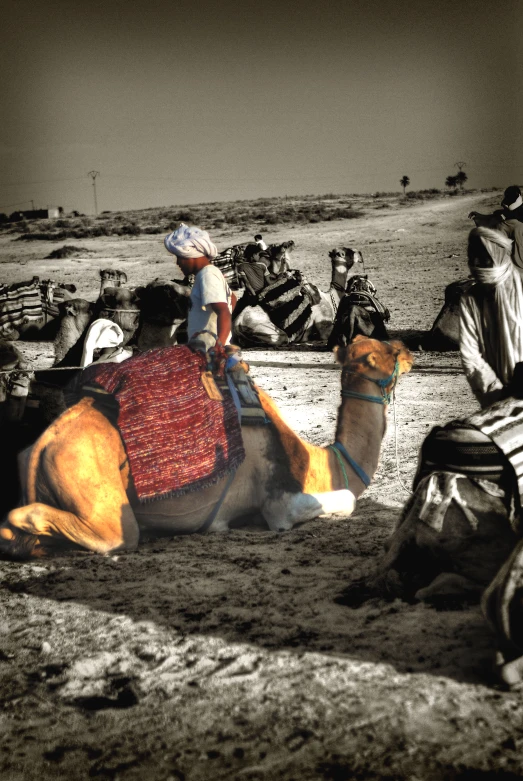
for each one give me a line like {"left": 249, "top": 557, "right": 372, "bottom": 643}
{"left": 3, "top": 239, "right": 523, "bottom": 686}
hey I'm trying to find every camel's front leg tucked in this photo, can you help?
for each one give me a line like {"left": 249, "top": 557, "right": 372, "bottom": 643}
{"left": 262, "top": 490, "right": 355, "bottom": 532}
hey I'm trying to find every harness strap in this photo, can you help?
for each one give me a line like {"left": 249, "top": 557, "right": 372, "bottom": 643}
{"left": 100, "top": 307, "right": 141, "bottom": 313}
{"left": 342, "top": 360, "right": 399, "bottom": 405}
{"left": 341, "top": 389, "right": 386, "bottom": 405}
{"left": 197, "top": 469, "right": 237, "bottom": 534}
{"left": 327, "top": 444, "right": 350, "bottom": 490}
{"left": 328, "top": 442, "right": 371, "bottom": 488}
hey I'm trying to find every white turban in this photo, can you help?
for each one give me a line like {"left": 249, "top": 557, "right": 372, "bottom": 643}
{"left": 164, "top": 223, "right": 218, "bottom": 260}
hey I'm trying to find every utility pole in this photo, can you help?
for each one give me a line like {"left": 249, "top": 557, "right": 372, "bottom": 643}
{"left": 455, "top": 161, "right": 466, "bottom": 172}
{"left": 30, "top": 200, "right": 35, "bottom": 211}
{"left": 88, "top": 170, "right": 100, "bottom": 215}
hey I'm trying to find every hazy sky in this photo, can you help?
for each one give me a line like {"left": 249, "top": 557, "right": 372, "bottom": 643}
{"left": 2, "top": 0, "right": 522, "bottom": 214}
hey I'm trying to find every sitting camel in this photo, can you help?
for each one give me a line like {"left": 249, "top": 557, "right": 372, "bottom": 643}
{"left": 0, "top": 336, "right": 413, "bottom": 558}
{"left": 327, "top": 275, "right": 390, "bottom": 349}
{"left": 468, "top": 210, "right": 505, "bottom": 229}
{"left": 307, "top": 248, "right": 364, "bottom": 342}
{"left": 99, "top": 268, "right": 128, "bottom": 297}
{"left": 353, "top": 395, "right": 523, "bottom": 685}
{"left": 233, "top": 247, "right": 362, "bottom": 346}
{"left": 423, "top": 278, "right": 475, "bottom": 351}
{"left": 213, "top": 241, "right": 296, "bottom": 290}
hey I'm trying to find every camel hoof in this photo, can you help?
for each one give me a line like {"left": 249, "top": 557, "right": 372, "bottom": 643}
{"left": 0, "top": 523, "right": 45, "bottom": 560}
{"left": 414, "top": 573, "right": 482, "bottom": 607}
{"left": 497, "top": 654, "right": 523, "bottom": 688}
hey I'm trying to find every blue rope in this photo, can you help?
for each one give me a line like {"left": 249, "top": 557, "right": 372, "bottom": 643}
{"left": 328, "top": 442, "right": 371, "bottom": 488}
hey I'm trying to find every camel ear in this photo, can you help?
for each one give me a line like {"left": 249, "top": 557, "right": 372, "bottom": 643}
{"left": 365, "top": 352, "right": 377, "bottom": 368}
{"left": 333, "top": 345, "right": 347, "bottom": 365}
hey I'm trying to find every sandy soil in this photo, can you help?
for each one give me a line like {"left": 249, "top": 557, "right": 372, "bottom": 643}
{"left": 3, "top": 192, "right": 523, "bottom": 781}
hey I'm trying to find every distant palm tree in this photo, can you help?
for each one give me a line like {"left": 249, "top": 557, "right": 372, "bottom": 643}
{"left": 400, "top": 175, "right": 410, "bottom": 195}
{"left": 445, "top": 175, "right": 458, "bottom": 189}
{"left": 456, "top": 171, "right": 468, "bottom": 191}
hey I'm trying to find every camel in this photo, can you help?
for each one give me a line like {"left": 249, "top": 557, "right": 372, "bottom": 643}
{"left": 0, "top": 277, "right": 77, "bottom": 341}
{"left": 423, "top": 278, "right": 474, "bottom": 351}
{"left": 99, "top": 269, "right": 128, "bottom": 297}
{"left": 52, "top": 279, "right": 190, "bottom": 367}
{"left": 214, "top": 241, "right": 296, "bottom": 290}
{"left": 468, "top": 210, "right": 505, "bottom": 229}
{"left": 0, "top": 336, "right": 413, "bottom": 558}
{"left": 349, "top": 396, "right": 523, "bottom": 684}
{"left": 233, "top": 247, "right": 362, "bottom": 346}
{"left": 327, "top": 275, "right": 390, "bottom": 349}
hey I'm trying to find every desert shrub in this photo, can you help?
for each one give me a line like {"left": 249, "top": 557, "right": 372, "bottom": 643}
{"left": 55, "top": 219, "right": 71, "bottom": 229}
{"left": 144, "top": 226, "right": 163, "bottom": 234}
{"left": 264, "top": 214, "right": 279, "bottom": 225}
{"left": 331, "top": 207, "right": 360, "bottom": 219}
{"left": 175, "top": 211, "right": 196, "bottom": 223}
{"left": 45, "top": 245, "right": 90, "bottom": 259}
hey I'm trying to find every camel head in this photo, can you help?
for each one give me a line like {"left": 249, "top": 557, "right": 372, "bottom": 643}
{"left": 135, "top": 279, "right": 190, "bottom": 325}
{"left": 334, "top": 335, "right": 413, "bottom": 387}
{"left": 99, "top": 268, "right": 128, "bottom": 295}
{"left": 328, "top": 248, "right": 363, "bottom": 289}
{"left": 95, "top": 287, "right": 141, "bottom": 344}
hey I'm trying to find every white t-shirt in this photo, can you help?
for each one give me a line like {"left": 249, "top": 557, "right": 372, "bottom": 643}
{"left": 189, "top": 264, "right": 233, "bottom": 344}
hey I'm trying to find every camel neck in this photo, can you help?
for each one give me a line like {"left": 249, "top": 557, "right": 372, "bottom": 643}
{"left": 331, "top": 379, "right": 387, "bottom": 496}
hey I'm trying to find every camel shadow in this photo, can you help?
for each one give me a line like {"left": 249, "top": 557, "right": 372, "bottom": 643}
{"left": 0, "top": 497, "right": 498, "bottom": 687}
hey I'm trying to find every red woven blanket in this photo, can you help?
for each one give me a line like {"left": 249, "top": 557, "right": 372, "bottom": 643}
{"left": 81, "top": 345, "right": 245, "bottom": 502}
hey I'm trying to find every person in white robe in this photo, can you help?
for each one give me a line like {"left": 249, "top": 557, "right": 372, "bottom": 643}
{"left": 460, "top": 227, "right": 523, "bottom": 408}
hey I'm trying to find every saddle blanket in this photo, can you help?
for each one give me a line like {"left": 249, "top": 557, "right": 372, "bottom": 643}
{"left": 81, "top": 345, "right": 245, "bottom": 502}
{"left": 256, "top": 276, "right": 313, "bottom": 341}
{"left": 0, "top": 278, "right": 43, "bottom": 335}
{"left": 414, "top": 396, "right": 523, "bottom": 522}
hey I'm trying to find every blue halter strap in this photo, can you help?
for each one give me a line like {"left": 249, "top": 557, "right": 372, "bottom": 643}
{"left": 340, "top": 359, "right": 399, "bottom": 405}
{"left": 328, "top": 441, "right": 371, "bottom": 488}
{"left": 329, "top": 355, "right": 400, "bottom": 488}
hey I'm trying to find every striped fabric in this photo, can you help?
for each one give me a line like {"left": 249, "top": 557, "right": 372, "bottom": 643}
{"left": 414, "top": 421, "right": 507, "bottom": 488}
{"left": 0, "top": 278, "right": 43, "bottom": 335}
{"left": 467, "top": 397, "right": 523, "bottom": 501}
{"left": 256, "top": 276, "right": 313, "bottom": 342}
{"left": 212, "top": 244, "right": 248, "bottom": 290}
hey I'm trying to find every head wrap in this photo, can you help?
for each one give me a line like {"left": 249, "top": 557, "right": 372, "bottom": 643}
{"left": 502, "top": 186, "right": 523, "bottom": 211}
{"left": 164, "top": 223, "right": 218, "bottom": 260}
{"left": 469, "top": 227, "right": 513, "bottom": 286}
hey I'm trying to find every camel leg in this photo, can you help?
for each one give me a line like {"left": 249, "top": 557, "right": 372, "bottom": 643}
{"left": 262, "top": 489, "right": 355, "bottom": 532}
{"left": 6, "top": 500, "right": 139, "bottom": 554}
{"left": 3, "top": 404, "right": 140, "bottom": 555}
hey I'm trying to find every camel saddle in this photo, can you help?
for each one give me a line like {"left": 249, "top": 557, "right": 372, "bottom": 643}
{"left": 77, "top": 345, "right": 246, "bottom": 502}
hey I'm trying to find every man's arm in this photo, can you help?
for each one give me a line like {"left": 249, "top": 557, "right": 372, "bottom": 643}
{"left": 210, "top": 301, "right": 232, "bottom": 345}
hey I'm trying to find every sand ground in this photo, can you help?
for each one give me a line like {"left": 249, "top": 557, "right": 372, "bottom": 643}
{"left": 3, "top": 191, "right": 523, "bottom": 781}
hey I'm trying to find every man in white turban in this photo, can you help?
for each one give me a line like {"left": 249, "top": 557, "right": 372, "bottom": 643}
{"left": 164, "top": 224, "right": 236, "bottom": 349}
{"left": 460, "top": 227, "right": 523, "bottom": 407}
